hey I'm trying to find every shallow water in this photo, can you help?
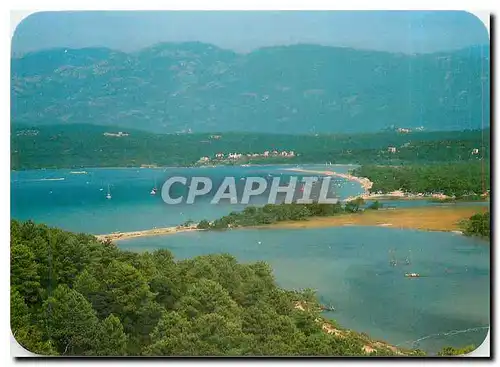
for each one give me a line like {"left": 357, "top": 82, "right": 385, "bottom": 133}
{"left": 11, "top": 165, "right": 490, "bottom": 355}
{"left": 119, "top": 227, "right": 490, "bottom": 355}
{"left": 10, "top": 165, "right": 361, "bottom": 234}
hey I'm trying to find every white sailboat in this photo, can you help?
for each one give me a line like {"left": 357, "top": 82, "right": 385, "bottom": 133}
{"left": 405, "top": 250, "right": 412, "bottom": 265}
{"left": 150, "top": 177, "right": 158, "bottom": 195}
{"left": 106, "top": 184, "right": 112, "bottom": 199}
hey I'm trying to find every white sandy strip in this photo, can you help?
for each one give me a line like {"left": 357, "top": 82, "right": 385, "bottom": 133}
{"left": 96, "top": 226, "right": 201, "bottom": 242}
{"left": 284, "top": 168, "right": 373, "bottom": 193}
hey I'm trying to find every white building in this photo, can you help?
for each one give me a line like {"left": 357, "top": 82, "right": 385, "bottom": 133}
{"left": 388, "top": 147, "right": 397, "bottom": 153}
{"left": 104, "top": 131, "right": 130, "bottom": 137}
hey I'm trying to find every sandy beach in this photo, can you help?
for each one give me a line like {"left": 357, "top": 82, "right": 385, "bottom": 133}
{"left": 284, "top": 167, "right": 457, "bottom": 203}
{"left": 284, "top": 167, "right": 373, "bottom": 194}
{"left": 97, "top": 205, "right": 487, "bottom": 243}
{"left": 96, "top": 225, "right": 201, "bottom": 242}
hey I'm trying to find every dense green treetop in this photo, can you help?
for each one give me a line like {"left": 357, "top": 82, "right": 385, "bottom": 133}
{"left": 354, "top": 162, "right": 490, "bottom": 197}
{"left": 11, "top": 124, "right": 488, "bottom": 170}
{"left": 11, "top": 219, "right": 418, "bottom": 356}
{"left": 200, "top": 201, "right": 363, "bottom": 230}
{"left": 461, "top": 211, "right": 490, "bottom": 240}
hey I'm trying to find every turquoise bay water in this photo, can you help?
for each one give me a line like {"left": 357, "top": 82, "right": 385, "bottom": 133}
{"left": 11, "top": 164, "right": 361, "bottom": 234}
{"left": 120, "top": 227, "right": 490, "bottom": 355}
{"left": 11, "top": 165, "right": 490, "bottom": 355}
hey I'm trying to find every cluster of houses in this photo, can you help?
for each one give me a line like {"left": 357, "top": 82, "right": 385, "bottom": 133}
{"left": 397, "top": 128, "right": 412, "bottom": 134}
{"left": 103, "top": 131, "right": 130, "bottom": 137}
{"left": 396, "top": 126, "right": 425, "bottom": 134}
{"left": 16, "top": 129, "right": 39, "bottom": 137}
{"left": 198, "top": 150, "right": 296, "bottom": 163}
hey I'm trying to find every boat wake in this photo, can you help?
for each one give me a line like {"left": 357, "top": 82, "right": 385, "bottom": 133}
{"left": 396, "top": 326, "right": 489, "bottom": 348}
{"left": 26, "top": 178, "right": 66, "bottom": 182}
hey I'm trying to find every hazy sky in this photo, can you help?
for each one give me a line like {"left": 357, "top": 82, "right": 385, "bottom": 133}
{"left": 12, "top": 11, "right": 489, "bottom": 56}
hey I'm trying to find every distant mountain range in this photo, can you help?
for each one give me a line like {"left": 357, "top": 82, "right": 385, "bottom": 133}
{"left": 11, "top": 42, "right": 490, "bottom": 134}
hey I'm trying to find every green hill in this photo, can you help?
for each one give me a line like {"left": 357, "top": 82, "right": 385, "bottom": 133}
{"left": 10, "top": 124, "right": 489, "bottom": 169}
{"left": 11, "top": 220, "right": 425, "bottom": 356}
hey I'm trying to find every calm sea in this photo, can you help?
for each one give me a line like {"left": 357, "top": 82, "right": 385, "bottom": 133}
{"left": 10, "top": 164, "right": 361, "bottom": 234}
{"left": 10, "top": 164, "right": 490, "bottom": 355}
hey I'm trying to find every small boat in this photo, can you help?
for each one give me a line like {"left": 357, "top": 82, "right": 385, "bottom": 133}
{"left": 70, "top": 171, "right": 88, "bottom": 175}
{"left": 405, "top": 273, "right": 420, "bottom": 278}
{"left": 106, "top": 184, "right": 112, "bottom": 200}
{"left": 389, "top": 249, "right": 397, "bottom": 266}
{"left": 40, "top": 178, "right": 65, "bottom": 181}
{"left": 150, "top": 177, "right": 158, "bottom": 195}
{"left": 404, "top": 250, "right": 412, "bottom": 265}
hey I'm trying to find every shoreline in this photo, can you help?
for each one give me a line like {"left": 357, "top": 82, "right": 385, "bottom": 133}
{"left": 11, "top": 163, "right": 358, "bottom": 172}
{"left": 254, "top": 206, "right": 486, "bottom": 234}
{"left": 96, "top": 226, "right": 201, "bottom": 242}
{"left": 97, "top": 205, "right": 486, "bottom": 243}
{"left": 283, "top": 167, "right": 373, "bottom": 194}
{"left": 282, "top": 167, "right": 481, "bottom": 203}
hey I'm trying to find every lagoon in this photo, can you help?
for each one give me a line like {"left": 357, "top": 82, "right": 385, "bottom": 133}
{"left": 10, "top": 165, "right": 490, "bottom": 355}
{"left": 119, "top": 226, "right": 490, "bottom": 355}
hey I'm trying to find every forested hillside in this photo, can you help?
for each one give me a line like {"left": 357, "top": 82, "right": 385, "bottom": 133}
{"left": 354, "top": 162, "right": 490, "bottom": 197}
{"left": 11, "top": 220, "right": 422, "bottom": 356}
{"left": 11, "top": 43, "right": 490, "bottom": 134}
{"left": 11, "top": 124, "right": 489, "bottom": 170}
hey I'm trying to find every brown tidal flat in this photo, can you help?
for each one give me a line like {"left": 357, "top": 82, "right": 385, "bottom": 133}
{"left": 256, "top": 206, "right": 488, "bottom": 233}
